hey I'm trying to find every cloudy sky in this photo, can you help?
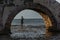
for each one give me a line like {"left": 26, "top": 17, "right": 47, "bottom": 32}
{"left": 56, "top": 0, "right": 60, "bottom": 3}
{"left": 14, "top": 9, "right": 42, "bottom": 19}
{"left": 14, "top": 0, "right": 60, "bottom": 19}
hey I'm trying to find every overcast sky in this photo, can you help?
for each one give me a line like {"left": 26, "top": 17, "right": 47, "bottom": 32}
{"left": 14, "top": 0, "right": 60, "bottom": 19}
{"left": 14, "top": 9, "right": 42, "bottom": 19}
{"left": 56, "top": 0, "right": 60, "bottom": 3}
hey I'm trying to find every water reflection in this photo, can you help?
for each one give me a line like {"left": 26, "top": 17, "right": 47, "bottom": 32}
{"left": 11, "top": 25, "right": 46, "bottom": 39}
{"left": 11, "top": 18, "right": 46, "bottom": 40}
{"left": 10, "top": 25, "right": 60, "bottom": 40}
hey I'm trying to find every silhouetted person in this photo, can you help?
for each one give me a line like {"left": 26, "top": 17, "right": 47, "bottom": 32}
{"left": 21, "top": 16, "right": 24, "bottom": 29}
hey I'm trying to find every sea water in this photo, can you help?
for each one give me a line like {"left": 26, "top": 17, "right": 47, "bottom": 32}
{"left": 11, "top": 19, "right": 46, "bottom": 39}
{"left": 11, "top": 19, "right": 45, "bottom": 26}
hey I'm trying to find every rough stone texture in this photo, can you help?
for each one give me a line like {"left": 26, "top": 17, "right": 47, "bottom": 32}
{"left": 0, "top": 0, "right": 60, "bottom": 34}
{"left": 0, "top": 35, "right": 12, "bottom": 40}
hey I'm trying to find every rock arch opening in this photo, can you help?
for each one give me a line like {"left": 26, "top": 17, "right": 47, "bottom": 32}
{"left": 10, "top": 9, "right": 46, "bottom": 38}
{"left": 4, "top": 3, "right": 57, "bottom": 35}
{"left": 11, "top": 9, "right": 52, "bottom": 33}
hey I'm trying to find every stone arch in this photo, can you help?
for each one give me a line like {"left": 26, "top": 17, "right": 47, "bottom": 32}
{"left": 4, "top": 3, "right": 57, "bottom": 34}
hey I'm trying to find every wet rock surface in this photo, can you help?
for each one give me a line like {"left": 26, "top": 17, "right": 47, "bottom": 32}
{"left": 1, "top": 34, "right": 60, "bottom": 40}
